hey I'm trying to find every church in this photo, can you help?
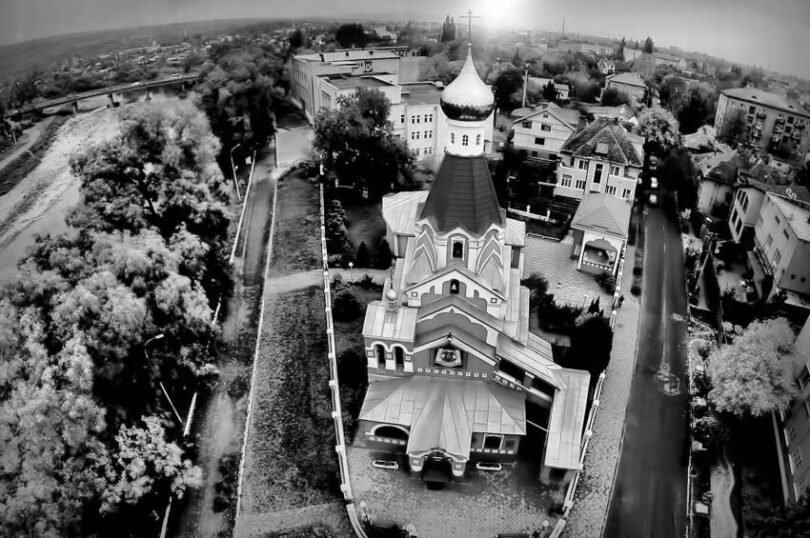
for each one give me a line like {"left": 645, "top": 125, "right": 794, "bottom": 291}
{"left": 355, "top": 46, "right": 590, "bottom": 486}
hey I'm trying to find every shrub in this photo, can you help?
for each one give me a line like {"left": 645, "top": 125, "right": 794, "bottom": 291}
{"left": 374, "top": 238, "right": 393, "bottom": 269}
{"left": 563, "top": 314, "right": 614, "bottom": 379}
{"left": 355, "top": 241, "right": 371, "bottom": 268}
{"left": 333, "top": 289, "right": 361, "bottom": 321}
{"left": 631, "top": 284, "right": 641, "bottom": 296}
{"left": 633, "top": 265, "right": 643, "bottom": 277}
{"left": 596, "top": 270, "right": 617, "bottom": 294}
{"left": 522, "top": 273, "right": 549, "bottom": 297}
{"left": 227, "top": 370, "right": 250, "bottom": 400}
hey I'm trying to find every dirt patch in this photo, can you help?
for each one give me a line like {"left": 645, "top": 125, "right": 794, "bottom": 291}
{"left": 267, "top": 173, "right": 322, "bottom": 277}
{"left": 240, "top": 286, "right": 341, "bottom": 515}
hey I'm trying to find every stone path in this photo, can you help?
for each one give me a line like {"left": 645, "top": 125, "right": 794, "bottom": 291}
{"left": 562, "top": 246, "right": 642, "bottom": 537}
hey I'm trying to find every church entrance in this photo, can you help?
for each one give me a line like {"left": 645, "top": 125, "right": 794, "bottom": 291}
{"left": 421, "top": 453, "right": 453, "bottom": 489}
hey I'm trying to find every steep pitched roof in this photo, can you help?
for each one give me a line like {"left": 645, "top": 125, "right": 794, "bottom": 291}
{"left": 570, "top": 193, "right": 632, "bottom": 238}
{"left": 560, "top": 118, "right": 643, "bottom": 167}
{"left": 513, "top": 102, "right": 580, "bottom": 130}
{"left": 606, "top": 72, "right": 647, "bottom": 88}
{"left": 420, "top": 154, "right": 505, "bottom": 234}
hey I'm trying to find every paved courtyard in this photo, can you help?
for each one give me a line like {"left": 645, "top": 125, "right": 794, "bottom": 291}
{"left": 347, "top": 446, "right": 563, "bottom": 537}
{"left": 523, "top": 235, "right": 614, "bottom": 308}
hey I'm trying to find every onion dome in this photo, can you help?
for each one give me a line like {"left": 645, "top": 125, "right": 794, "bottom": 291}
{"left": 440, "top": 45, "right": 495, "bottom": 122}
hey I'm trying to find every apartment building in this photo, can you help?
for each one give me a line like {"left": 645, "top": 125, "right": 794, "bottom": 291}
{"left": 555, "top": 118, "right": 644, "bottom": 202}
{"left": 715, "top": 87, "right": 810, "bottom": 163}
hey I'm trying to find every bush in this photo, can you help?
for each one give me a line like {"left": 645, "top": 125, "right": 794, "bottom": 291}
{"left": 374, "top": 238, "right": 393, "bottom": 269}
{"left": 596, "top": 270, "right": 617, "bottom": 294}
{"left": 355, "top": 241, "right": 371, "bottom": 268}
{"left": 563, "top": 314, "right": 614, "bottom": 379}
{"left": 631, "top": 284, "right": 641, "bottom": 296}
{"left": 633, "top": 266, "right": 643, "bottom": 277}
{"left": 212, "top": 453, "right": 239, "bottom": 512}
{"left": 333, "top": 289, "right": 361, "bottom": 321}
{"left": 227, "top": 370, "right": 250, "bottom": 400}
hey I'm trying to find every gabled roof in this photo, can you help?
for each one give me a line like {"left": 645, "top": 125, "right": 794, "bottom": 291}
{"left": 420, "top": 154, "right": 505, "bottom": 235}
{"left": 570, "top": 193, "right": 632, "bottom": 238}
{"left": 362, "top": 302, "right": 418, "bottom": 342}
{"left": 382, "top": 191, "right": 428, "bottom": 236}
{"left": 606, "top": 72, "right": 647, "bottom": 88}
{"left": 560, "top": 118, "right": 643, "bottom": 167}
{"left": 513, "top": 102, "right": 580, "bottom": 130}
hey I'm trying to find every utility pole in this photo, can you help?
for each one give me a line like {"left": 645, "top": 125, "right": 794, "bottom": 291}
{"left": 522, "top": 62, "right": 530, "bottom": 108}
{"left": 562, "top": 17, "right": 565, "bottom": 36}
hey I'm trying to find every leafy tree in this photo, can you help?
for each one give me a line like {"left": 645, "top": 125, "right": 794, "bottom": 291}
{"left": 600, "top": 87, "right": 632, "bottom": 107}
{"left": 564, "top": 314, "right": 614, "bottom": 379}
{"left": 355, "top": 241, "right": 371, "bottom": 268}
{"left": 643, "top": 37, "right": 654, "bottom": 54}
{"left": 637, "top": 107, "right": 683, "bottom": 157}
{"left": 746, "top": 492, "right": 810, "bottom": 537}
{"left": 659, "top": 76, "right": 689, "bottom": 110}
{"left": 493, "top": 68, "right": 524, "bottom": 111}
{"left": 675, "top": 83, "right": 718, "bottom": 134}
{"left": 335, "top": 23, "right": 368, "bottom": 48}
{"left": 314, "top": 88, "right": 413, "bottom": 198}
{"left": 288, "top": 29, "right": 304, "bottom": 50}
{"left": 706, "top": 318, "right": 798, "bottom": 417}
{"left": 719, "top": 107, "right": 747, "bottom": 146}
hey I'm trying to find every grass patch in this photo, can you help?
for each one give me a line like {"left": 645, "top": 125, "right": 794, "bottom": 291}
{"left": 332, "top": 279, "right": 381, "bottom": 440}
{"left": 332, "top": 191, "right": 386, "bottom": 262}
{"left": 241, "top": 286, "right": 339, "bottom": 513}
{"left": 263, "top": 524, "right": 337, "bottom": 537}
{"left": 268, "top": 172, "right": 322, "bottom": 276}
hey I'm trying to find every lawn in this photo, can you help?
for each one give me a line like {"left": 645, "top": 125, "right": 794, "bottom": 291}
{"left": 268, "top": 173, "right": 322, "bottom": 276}
{"left": 240, "top": 286, "right": 340, "bottom": 514}
{"left": 332, "top": 190, "right": 386, "bottom": 263}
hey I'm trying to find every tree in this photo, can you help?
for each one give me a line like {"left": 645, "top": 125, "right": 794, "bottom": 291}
{"left": 719, "top": 107, "right": 747, "bottom": 146}
{"left": 288, "top": 29, "right": 304, "bottom": 50}
{"left": 314, "top": 88, "right": 413, "bottom": 198}
{"left": 706, "top": 318, "right": 799, "bottom": 417}
{"left": 659, "top": 76, "right": 689, "bottom": 110}
{"left": 375, "top": 238, "right": 393, "bottom": 269}
{"left": 637, "top": 108, "right": 683, "bottom": 157}
{"left": 643, "top": 37, "right": 654, "bottom": 54}
{"left": 493, "top": 68, "right": 524, "bottom": 111}
{"left": 675, "top": 83, "right": 718, "bottom": 134}
{"left": 355, "top": 241, "right": 371, "bottom": 268}
{"left": 564, "top": 314, "right": 614, "bottom": 379}
{"left": 542, "top": 81, "right": 557, "bottom": 101}
{"left": 600, "top": 87, "right": 632, "bottom": 107}
{"left": 440, "top": 16, "right": 457, "bottom": 42}
{"left": 746, "top": 492, "right": 810, "bottom": 538}
{"left": 660, "top": 149, "right": 699, "bottom": 210}
{"left": 335, "top": 23, "right": 368, "bottom": 48}
{"left": 511, "top": 48, "right": 522, "bottom": 67}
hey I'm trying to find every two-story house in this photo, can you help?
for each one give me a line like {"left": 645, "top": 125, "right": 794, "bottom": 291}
{"left": 604, "top": 72, "right": 648, "bottom": 105}
{"left": 554, "top": 118, "right": 644, "bottom": 202}
{"left": 355, "top": 46, "right": 590, "bottom": 486}
{"left": 510, "top": 103, "right": 581, "bottom": 159}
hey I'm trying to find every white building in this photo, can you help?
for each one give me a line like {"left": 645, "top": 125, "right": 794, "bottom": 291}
{"left": 511, "top": 102, "right": 581, "bottom": 159}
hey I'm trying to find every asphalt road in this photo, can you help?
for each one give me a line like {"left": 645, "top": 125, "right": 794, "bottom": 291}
{"left": 604, "top": 207, "right": 690, "bottom": 538}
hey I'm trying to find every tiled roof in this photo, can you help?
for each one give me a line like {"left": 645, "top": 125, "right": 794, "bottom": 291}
{"left": 420, "top": 154, "right": 505, "bottom": 234}
{"left": 570, "top": 192, "right": 632, "bottom": 238}
{"left": 560, "top": 118, "right": 643, "bottom": 167}
{"left": 721, "top": 87, "right": 810, "bottom": 118}
{"left": 606, "top": 72, "right": 647, "bottom": 88}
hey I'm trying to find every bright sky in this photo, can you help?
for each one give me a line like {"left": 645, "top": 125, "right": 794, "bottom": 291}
{"left": 2, "top": 0, "right": 809, "bottom": 78}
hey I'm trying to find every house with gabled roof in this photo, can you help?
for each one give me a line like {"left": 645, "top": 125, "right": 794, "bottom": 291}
{"left": 511, "top": 102, "right": 582, "bottom": 159}
{"left": 570, "top": 193, "right": 632, "bottom": 275}
{"left": 354, "top": 46, "right": 590, "bottom": 487}
{"left": 555, "top": 117, "right": 644, "bottom": 202}
{"left": 605, "top": 72, "right": 648, "bottom": 105}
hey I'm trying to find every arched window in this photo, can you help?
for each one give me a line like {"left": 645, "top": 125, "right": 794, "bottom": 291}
{"left": 450, "top": 132, "right": 455, "bottom": 143}
{"left": 452, "top": 240, "right": 464, "bottom": 259}
{"left": 376, "top": 344, "right": 386, "bottom": 368}
{"left": 462, "top": 134, "right": 469, "bottom": 146}
{"left": 476, "top": 134, "right": 481, "bottom": 145}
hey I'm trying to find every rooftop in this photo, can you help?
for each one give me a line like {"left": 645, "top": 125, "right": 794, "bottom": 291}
{"left": 400, "top": 82, "right": 443, "bottom": 106}
{"left": 570, "top": 192, "right": 633, "bottom": 238}
{"left": 768, "top": 193, "right": 810, "bottom": 241}
{"left": 606, "top": 72, "right": 647, "bottom": 89}
{"left": 513, "top": 102, "right": 581, "bottom": 129}
{"left": 321, "top": 74, "right": 395, "bottom": 90}
{"left": 295, "top": 49, "right": 400, "bottom": 62}
{"left": 561, "top": 118, "right": 643, "bottom": 167}
{"left": 721, "top": 87, "right": 810, "bottom": 118}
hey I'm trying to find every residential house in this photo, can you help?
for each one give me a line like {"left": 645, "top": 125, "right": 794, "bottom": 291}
{"left": 555, "top": 118, "right": 644, "bottom": 202}
{"left": 356, "top": 46, "right": 590, "bottom": 486}
{"left": 604, "top": 72, "right": 648, "bottom": 105}
{"left": 511, "top": 102, "right": 581, "bottom": 159}
{"left": 775, "top": 316, "right": 810, "bottom": 505}
{"left": 570, "top": 193, "right": 632, "bottom": 275}
{"left": 715, "top": 87, "right": 810, "bottom": 164}
{"left": 728, "top": 162, "right": 810, "bottom": 243}
{"left": 694, "top": 150, "right": 739, "bottom": 218}
{"left": 597, "top": 58, "right": 616, "bottom": 75}
{"left": 585, "top": 104, "right": 637, "bottom": 130}
{"left": 653, "top": 53, "right": 687, "bottom": 70}
{"left": 750, "top": 193, "right": 810, "bottom": 302}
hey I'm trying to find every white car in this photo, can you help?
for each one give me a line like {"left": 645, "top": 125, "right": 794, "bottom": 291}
{"left": 169, "top": 74, "right": 182, "bottom": 80}
{"left": 648, "top": 193, "right": 659, "bottom": 206}
{"left": 650, "top": 176, "right": 659, "bottom": 189}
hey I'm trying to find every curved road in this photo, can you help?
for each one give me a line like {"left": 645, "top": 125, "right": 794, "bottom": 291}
{"left": 604, "top": 207, "right": 690, "bottom": 538}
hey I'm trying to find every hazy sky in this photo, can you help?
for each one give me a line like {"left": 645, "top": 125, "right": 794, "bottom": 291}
{"left": 2, "top": 0, "right": 809, "bottom": 78}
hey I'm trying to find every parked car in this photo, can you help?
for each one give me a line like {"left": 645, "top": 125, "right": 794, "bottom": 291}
{"left": 650, "top": 176, "right": 659, "bottom": 189}
{"left": 648, "top": 193, "right": 659, "bottom": 206}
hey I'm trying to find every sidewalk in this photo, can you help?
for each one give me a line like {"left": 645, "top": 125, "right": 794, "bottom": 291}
{"left": 562, "top": 246, "right": 642, "bottom": 537}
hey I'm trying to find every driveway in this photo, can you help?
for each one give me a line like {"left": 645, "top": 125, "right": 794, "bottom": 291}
{"left": 603, "top": 207, "right": 690, "bottom": 537}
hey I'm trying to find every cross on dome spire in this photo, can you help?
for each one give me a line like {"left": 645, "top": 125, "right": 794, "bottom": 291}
{"left": 459, "top": 9, "right": 480, "bottom": 42}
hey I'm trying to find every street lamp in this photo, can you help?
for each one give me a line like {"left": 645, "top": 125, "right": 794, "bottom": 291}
{"left": 229, "top": 143, "right": 242, "bottom": 201}
{"left": 144, "top": 333, "right": 184, "bottom": 427}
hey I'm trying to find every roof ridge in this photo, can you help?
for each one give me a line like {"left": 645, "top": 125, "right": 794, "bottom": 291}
{"left": 606, "top": 124, "right": 629, "bottom": 164}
